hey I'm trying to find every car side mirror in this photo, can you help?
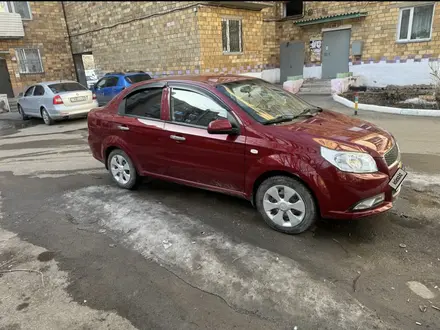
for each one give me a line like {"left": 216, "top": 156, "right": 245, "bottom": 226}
{"left": 207, "top": 119, "right": 237, "bottom": 135}
{"left": 18, "top": 92, "right": 23, "bottom": 97}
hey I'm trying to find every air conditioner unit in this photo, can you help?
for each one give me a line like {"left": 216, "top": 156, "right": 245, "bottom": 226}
{"left": 0, "top": 12, "right": 24, "bottom": 39}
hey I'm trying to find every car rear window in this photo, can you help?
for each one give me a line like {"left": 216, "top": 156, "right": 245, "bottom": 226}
{"left": 124, "top": 74, "right": 151, "bottom": 84}
{"left": 48, "top": 82, "right": 87, "bottom": 94}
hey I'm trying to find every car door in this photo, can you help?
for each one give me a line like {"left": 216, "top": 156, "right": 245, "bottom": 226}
{"left": 20, "top": 86, "right": 35, "bottom": 114}
{"left": 32, "top": 85, "right": 45, "bottom": 116}
{"left": 112, "top": 83, "right": 170, "bottom": 176}
{"left": 102, "top": 76, "right": 119, "bottom": 105}
{"left": 162, "top": 84, "right": 246, "bottom": 193}
{"left": 94, "top": 77, "right": 107, "bottom": 106}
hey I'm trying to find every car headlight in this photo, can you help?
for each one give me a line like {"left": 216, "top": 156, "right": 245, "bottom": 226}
{"left": 320, "top": 146, "right": 378, "bottom": 173}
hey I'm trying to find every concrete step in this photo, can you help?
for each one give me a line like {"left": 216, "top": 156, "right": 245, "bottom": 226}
{"left": 302, "top": 83, "right": 331, "bottom": 88}
{"left": 299, "top": 87, "right": 331, "bottom": 94}
{"left": 298, "top": 91, "right": 332, "bottom": 95}
{"left": 7, "top": 98, "right": 17, "bottom": 112}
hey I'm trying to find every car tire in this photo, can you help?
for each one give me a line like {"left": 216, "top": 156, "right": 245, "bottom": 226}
{"left": 255, "top": 176, "right": 317, "bottom": 234}
{"left": 107, "top": 149, "right": 139, "bottom": 190}
{"left": 17, "top": 105, "right": 29, "bottom": 120}
{"left": 41, "top": 108, "right": 54, "bottom": 126}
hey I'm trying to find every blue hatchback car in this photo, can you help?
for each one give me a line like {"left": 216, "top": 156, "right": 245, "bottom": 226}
{"left": 91, "top": 71, "right": 151, "bottom": 106}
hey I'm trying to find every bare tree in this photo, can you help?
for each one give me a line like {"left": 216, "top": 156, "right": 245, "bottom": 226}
{"left": 428, "top": 61, "right": 440, "bottom": 103}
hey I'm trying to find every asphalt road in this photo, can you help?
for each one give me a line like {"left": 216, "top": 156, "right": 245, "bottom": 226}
{"left": 0, "top": 100, "right": 440, "bottom": 330}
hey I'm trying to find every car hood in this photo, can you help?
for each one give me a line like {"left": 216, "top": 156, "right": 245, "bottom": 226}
{"left": 272, "top": 110, "right": 394, "bottom": 156}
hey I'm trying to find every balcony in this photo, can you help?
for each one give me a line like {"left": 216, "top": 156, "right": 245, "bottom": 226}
{"left": 0, "top": 12, "right": 24, "bottom": 38}
{"left": 205, "top": 1, "right": 273, "bottom": 10}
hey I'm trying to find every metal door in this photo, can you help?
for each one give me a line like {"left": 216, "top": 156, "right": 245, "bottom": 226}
{"left": 73, "top": 54, "right": 87, "bottom": 87}
{"left": 0, "top": 59, "right": 14, "bottom": 97}
{"left": 280, "top": 42, "right": 305, "bottom": 83}
{"left": 322, "top": 29, "right": 351, "bottom": 79}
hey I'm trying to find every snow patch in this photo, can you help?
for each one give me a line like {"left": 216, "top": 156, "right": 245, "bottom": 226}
{"left": 61, "top": 185, "right": 392, "bottom": 329}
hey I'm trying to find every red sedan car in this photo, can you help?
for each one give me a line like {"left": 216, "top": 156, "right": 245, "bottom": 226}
{"left": 87, "top": 75, "right": 406, "bottom": 234}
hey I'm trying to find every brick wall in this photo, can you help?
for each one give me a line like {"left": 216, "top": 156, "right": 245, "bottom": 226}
{"left": 267, "top": 1, "right": 440, "bottom": 65}
{"left": 64, "top": 1, "right": 201, "bottom": 76}
{"left": 0, "top": 1, "right": 75, "bottom": 96}
{"left": 64, "top": 1, "right": 271, "bottom": 77}
{"left": 197, "top": 6, "right": 264, "bottom": 73}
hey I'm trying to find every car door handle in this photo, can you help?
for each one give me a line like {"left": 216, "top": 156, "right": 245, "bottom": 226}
{"left": 117, "top": 125, "right": 129, "bottom": 131}
{"left": 170, "top": 135, "right": 186, "bottom": 141}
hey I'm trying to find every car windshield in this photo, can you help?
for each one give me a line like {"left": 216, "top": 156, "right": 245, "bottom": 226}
{"left": 217, "top": 79, "right": 319, "bottom": 124}
{"left": 48, "top": 82, "right": 87, "bottom": 94}
{"left": 125, "top": 74, "right": 151, "bottom": 84}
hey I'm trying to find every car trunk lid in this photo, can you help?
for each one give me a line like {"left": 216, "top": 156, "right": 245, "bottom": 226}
{"left": 58, "top": 90, "right": 94, "bottom": 107}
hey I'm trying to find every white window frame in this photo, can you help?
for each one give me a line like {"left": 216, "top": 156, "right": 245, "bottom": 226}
{"left": 4, "top": 1, "right": 32, "bottom": 20}
{"left": 396, "top": 3, "right": 435, "bottom": 43}
{"left": 15, "top": 48, "right": 44, "bottom": 74}
{"left": 222, "top": 18, "right": 243, "bottom": 54}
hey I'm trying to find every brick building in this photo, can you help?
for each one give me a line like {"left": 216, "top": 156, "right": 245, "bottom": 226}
{"left": 63, "top": 1, "right": 274, "bottom": 85}
{"left": 266, "top": 1, "right": 439, "bottom": 86}
{"left": 0, "top": 1, "right": 75, "bottom": 97}
{"left": 1, "top": 1, "right": 436, "bottom": 98}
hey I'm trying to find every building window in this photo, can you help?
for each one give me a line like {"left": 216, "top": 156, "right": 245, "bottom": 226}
{"left": 398, "top": 4, "right": 434, "bottom": 42}
{"left": 283, "top": 1, "right": 303, "bottom": 18}
{"left": 5, "top": 1, "right": 32, "bottom": 19}
{"left": 222, "top": 18, "right": 242, "bottom": 53}
{"left": 16, "top": 48, "right": 44, "bottom": 74}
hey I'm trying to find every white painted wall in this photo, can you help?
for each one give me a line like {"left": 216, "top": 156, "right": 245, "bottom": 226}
{"left": 240, "top": 69, "right": 280, "bottom": 84}
{"left": 261, "top": 68, "right": 280, "bottom": 84}
{"left": 349, "top": 58, "right": 435, "bottom": 87}
{"left": 303, "top": 66, "right": 322, "bottom": 79}
{"left": 300, "top": 58, "right": 436, "bottom": 87}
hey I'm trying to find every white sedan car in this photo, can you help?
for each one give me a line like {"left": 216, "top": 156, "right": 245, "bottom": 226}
{"left": 17, "top": 80, "right": 99, "bottom": 125}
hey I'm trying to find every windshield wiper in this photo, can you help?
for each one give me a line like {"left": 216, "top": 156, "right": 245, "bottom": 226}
{"left": 263, "top": 115, "right": 295, "bottom": 125}
{"left": 293, "top": 107, "right": 323, "bottom": 118}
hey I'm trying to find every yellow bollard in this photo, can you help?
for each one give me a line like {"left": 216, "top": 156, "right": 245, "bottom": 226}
{"left": 354, "top": 92, "right": 359, "bottom": 115}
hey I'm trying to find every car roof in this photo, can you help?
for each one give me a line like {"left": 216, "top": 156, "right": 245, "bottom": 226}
{"left": 104, "top": 72, "right": 149, "bottom": 77}
{"left": 132, "top": 74, "right": 256, "bottom": 88}
{"left": 37, "top": 81, "right": 80, "bottom": 86}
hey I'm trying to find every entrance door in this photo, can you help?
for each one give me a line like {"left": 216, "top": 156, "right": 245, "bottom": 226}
{"left": 73, "top": 54, "right": 87, "bottom": 87}
{"left": 0, "top": 59, "right": 14, "bottom": 97}
{"left": 322, "top": 29, "right": 351, "bottom": 79}
{"left": 280, "top": 41, "right": 305, "bottom": 83}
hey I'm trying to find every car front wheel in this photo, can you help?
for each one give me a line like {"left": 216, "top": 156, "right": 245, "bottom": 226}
{"left": 255, "top": 176, "right": 317, "bottom": 234}
{"left": 107, "top": 149, "right": 139, "bottom": 190}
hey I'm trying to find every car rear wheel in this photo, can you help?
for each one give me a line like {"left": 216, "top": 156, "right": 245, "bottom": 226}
{"left": 255, "top": 176, "right": 317, "bottom": 234}
{"left": 17, "top": 105, "right": 29, "bottom": 120}
{"left": 107, "top": 149, "right": 139, "bottom": 190}
{"left": 41, "top": 109, "right": 54, "bottom": 126}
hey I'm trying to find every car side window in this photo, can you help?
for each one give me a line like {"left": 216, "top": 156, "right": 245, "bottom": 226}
{"left": 106, "top": 77, "right": 119, "bottom": 87}
{"left": 170, "top": 89, "right": 234, "bottom": 128}
{"left": 125, "top": 88, "right": 162, "bottom": 119}
{"left": 96, "top": 78, "right": 107, "bottom": 89}
{"left": 24, "top": 86, "right": 35, "bottom": 97}
{"left": 33, "top": 85, "right": 45, "bottom": 96}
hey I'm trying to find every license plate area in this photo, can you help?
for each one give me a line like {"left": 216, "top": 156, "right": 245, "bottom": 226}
{"left": 389, "top": 168, "right": 407, "bottom": 190}
{"left": 70, "top": 96, "right": 87, "bottom": 102}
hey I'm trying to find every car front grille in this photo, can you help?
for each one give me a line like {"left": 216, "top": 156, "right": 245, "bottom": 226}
{"left": 384, "top": 143, "right": 399, "bottom": 167}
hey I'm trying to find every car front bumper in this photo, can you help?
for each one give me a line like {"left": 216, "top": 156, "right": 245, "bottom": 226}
{"left": 317, "top": 164, "right": 403, "bottom": 220}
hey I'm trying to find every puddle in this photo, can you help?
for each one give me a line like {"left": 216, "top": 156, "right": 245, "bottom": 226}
{"left": 0, "top": 119, "right": 40, "bottom": 136}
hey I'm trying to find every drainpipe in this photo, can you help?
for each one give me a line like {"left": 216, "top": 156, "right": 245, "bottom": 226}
{"left": 61, "top": 1, "right": 77, "bottom": 82}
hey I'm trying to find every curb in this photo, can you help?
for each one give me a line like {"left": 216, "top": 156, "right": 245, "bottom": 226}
{"left": 332, "top": 94, "right": 440, "bottom": 117}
